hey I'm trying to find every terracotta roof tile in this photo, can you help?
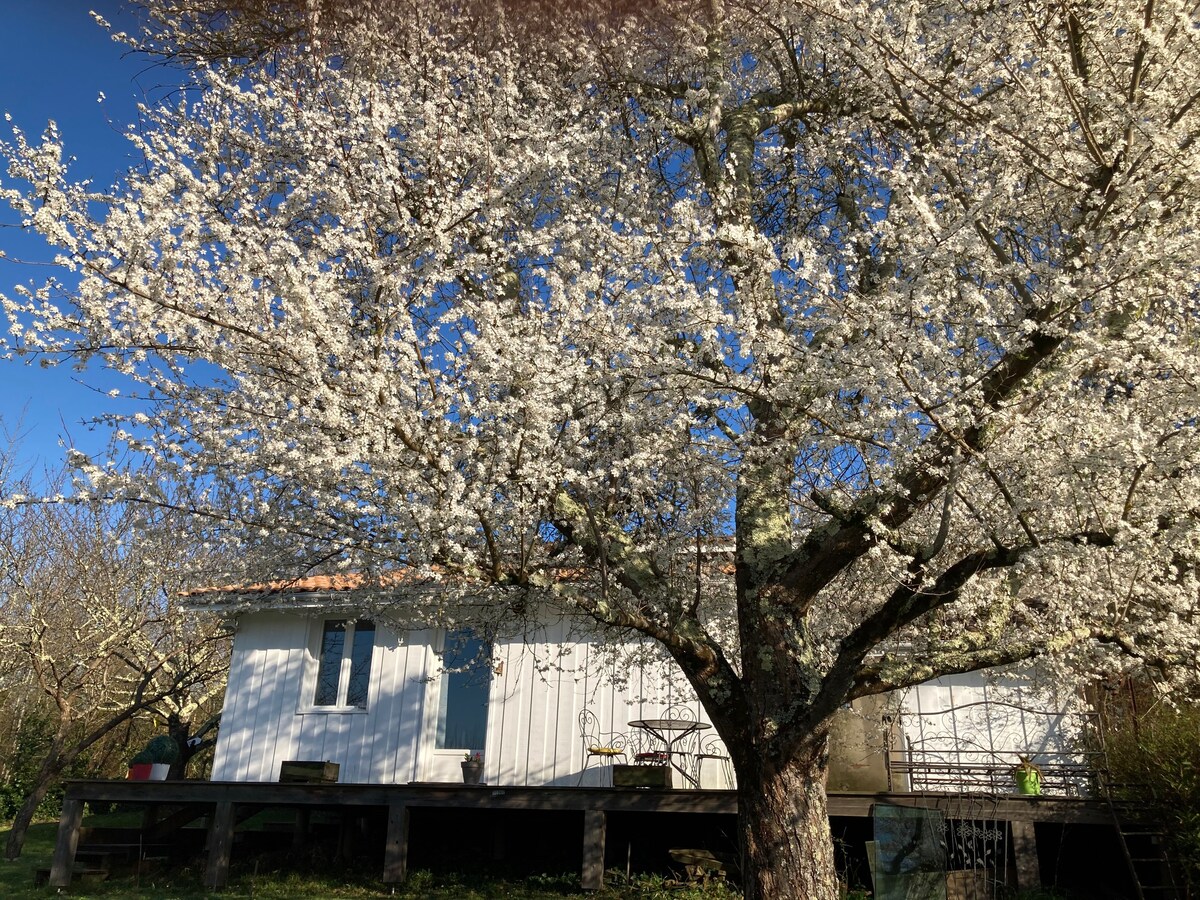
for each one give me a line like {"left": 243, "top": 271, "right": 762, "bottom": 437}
{"left": 181, "top": 569, "right": 436, "bottom": 597}
{"left": 184, "top": 557, "right": 735, "bottom": 599}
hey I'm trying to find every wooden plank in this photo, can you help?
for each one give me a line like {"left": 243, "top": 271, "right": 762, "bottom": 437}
{"left": 826, "top": 792, "right": 1112, "bottom": 825}
{"left": 669, "top": 847, "right": 732, "bottom": 877}
{"left": 279, "top": 760, "right": 340, "bottom": 783}
{"left": 363, "top": 624, "right": 397, "bottom": 783}
{"left": 54, "top": 779, "right": 1113, "bottom": 824}
{"left": 147, "top": 803, "right": 209, "bottom": 839}
{"left": 272, "top": 627, "right": 310, "bottom": 780}
{"left": 252, "top": 614, "right": 289, "bottom": 782}
{"left": 582, "top": 809, "right": 606, "bottom": 890}
{"left": 383, "top": 802, "right": 410, "bottom": 883}
{"left": 48, "top": 796, "right": 85, "bottom": 887}
{"left": 613, "top": 764, "right": 672, "bottom": 788}
{"left": 229, "top": 619, "right": 273, "bottom": 781}
{"left": 204, "top": 801, "right": 235, "bottom": 889}
{"left": 394, "top": 635, "right": 426, "bottom": 783}
{"left": 208, "top": 626, "right": 251, "bottom": 780}
{"left": 1010, "top": 820, "right": 1040, "bottom": 891}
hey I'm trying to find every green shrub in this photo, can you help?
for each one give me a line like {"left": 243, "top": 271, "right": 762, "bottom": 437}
{"left": 1103, "top": 702, "right": 1200, "bottom": 893}
{"left": 0, "top": 712, "right": 91, "bottom": 823}
{"left": 131, "top": 735, "right": 180, "bottom": 766}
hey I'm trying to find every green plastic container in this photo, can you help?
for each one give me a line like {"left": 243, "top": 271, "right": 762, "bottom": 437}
{"left": 1014, "top": 766, "right": 1042, "bottom": 795}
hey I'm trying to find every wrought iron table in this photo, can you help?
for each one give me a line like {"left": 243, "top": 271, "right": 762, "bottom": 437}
{"left": 628, "top": 718, "right": 711, "bottom": 787}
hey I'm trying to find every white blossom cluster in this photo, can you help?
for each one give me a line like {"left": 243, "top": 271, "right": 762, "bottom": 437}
{"left": 2, "top": 0, "right": 1197, "bottom": 710}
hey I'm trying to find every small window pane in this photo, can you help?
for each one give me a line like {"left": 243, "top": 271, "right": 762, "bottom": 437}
{"left": 345, "top": 620, "right": 375, "bottom": 708}
{"left": 314, "top": 621, "right": 346, "bottom": 706}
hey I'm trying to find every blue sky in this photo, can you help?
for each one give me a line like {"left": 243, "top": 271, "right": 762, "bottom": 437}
{"left": 0, "top": 0, "right": 169, "bottom": 477}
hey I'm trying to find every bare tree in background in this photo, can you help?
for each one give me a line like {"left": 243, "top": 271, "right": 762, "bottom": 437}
{"left": 0, "top": 451, "right": 229, "bottom": 859}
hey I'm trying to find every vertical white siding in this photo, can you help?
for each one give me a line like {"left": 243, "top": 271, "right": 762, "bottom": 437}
{"left": 210, "top": 613, "right": 308, "bottom": 781}
{"left": 212, "top": 612, "right": 1069, "bottom": 790}
{"left": 483, "top": 623, "right": 718, "bottom": 787}
{"left": 211, "top": 613, "right": 430, "bottom": 783}
{"left": 898, "top": 670, "right": 1082, "bottom": 791}
{"left": 212, "top": 610, "right": 728, "bottom": 786}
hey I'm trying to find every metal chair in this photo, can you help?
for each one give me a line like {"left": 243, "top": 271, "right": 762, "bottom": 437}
{"left": 577, "top": 710, "right": 627, "bottom": 786}
{"left": 628, "top": 728, "right": 669, "bottom": 765}
{"left": 661, "top": 703, "right": 700, "bottom": 755}
{"left": 662, "top": 703, "right": 698, "bottom": 724}
{"left": 692, "top": 733, "right": 734, "bottom": 789}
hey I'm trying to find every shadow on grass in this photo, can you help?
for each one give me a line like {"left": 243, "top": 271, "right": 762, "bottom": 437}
{"left": 0, "top": 820, "right": 742, "bottom": 899}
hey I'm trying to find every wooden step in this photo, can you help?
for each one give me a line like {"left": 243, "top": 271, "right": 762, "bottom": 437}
{"left": 73, "top": 850, "right": 116, "bottom": 868}
{"left": 76, "top": 841, "right": 173, "bottom": 861}
{"left": 33, "top": 866, "right": 109, "bottom": 887}
{"left": 79, "top": 826, "right": 143, "bottom": 843}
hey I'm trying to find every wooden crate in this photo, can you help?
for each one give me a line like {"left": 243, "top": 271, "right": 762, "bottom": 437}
{"left": 613, "top": 764, "right": 672, "bottom": 788}
{"left": 279, "top": 761, "right": 340, "bottom": 783}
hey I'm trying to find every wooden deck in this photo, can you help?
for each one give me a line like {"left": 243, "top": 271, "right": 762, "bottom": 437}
{"left": 50, "top": 779, "right": 1115, "bottom": 890}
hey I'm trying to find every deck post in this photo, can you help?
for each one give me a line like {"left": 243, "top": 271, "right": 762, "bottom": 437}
{"left": 205, "top": 800, "right": 235, "bottom": 889}
{"left": 582, "top": 809, "right": 606, "bottom": 890}
{"left": 383, "top": 801, "right": 410, "bottom": 883}
{"left": 1011, "top": 819, "right": 1041, "bottom": 891}
{"left": 293, "top": 807, "right": 311, "bottom": 848}
{"left": 48, "top": 795, "right": 85, "bottom": 887}
{"left": 337, "top": 811, "right": 356, "bottom": 861}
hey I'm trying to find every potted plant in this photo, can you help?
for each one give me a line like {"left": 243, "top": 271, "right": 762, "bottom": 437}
{"left": 461, "top": 751, "right": 483, "bottom": 784}
{"left": 127, "top": 735, "right": 180, "bottom": 781}
{"left": 1013, "top": 755, "right": 1044, "bottom": 796}
{"left": 127, "top": 747, "right": 155, "bottom": 781}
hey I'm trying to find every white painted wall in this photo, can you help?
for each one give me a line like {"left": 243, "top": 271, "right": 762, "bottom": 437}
{"left": 485, "top": 618, "right": 718, "bottom": 787}
{"left": 210, "top": 612, "right": 1077, "bottom": 792}
{"left": 210, "top": 610, "right": 727, "bottom": 787}
{"left": 897, "top": 670, "right": 1085, "bottom": 793}
{"left": 211, "top": 612, "right": 431, "bottom": 783}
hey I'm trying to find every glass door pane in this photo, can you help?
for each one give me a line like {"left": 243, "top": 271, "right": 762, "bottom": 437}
{"left": 435, "top": 630, "right": 490, "bottom": 752}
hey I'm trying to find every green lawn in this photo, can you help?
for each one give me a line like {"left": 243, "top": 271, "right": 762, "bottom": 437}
{"left": 0, "top": 821, "right": 742, "bottom": 899}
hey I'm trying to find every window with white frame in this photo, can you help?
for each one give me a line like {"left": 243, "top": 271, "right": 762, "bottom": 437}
{"left": 312, "top": 618, "right": 375, "bottom": 709}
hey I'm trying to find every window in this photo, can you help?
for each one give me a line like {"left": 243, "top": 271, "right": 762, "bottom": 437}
{"left": 312, "top": 619, "right": 375, "bottom": 709}
{"left": 434, "top": 630, "right": 491, "bottom": 751}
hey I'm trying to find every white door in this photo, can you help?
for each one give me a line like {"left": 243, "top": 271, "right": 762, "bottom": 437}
{"left": 419, "top": 629, "right": 492, "bottom": 782}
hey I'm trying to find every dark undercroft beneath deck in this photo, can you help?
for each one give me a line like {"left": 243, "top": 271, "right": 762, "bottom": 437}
{"left": 49, "top": 780, "right": 1117, "bottom": 892}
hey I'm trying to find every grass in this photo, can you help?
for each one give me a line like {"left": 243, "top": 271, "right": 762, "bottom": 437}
{"left": 0, "top": 820, "right": 744, "bottom": 899}
{"left": 0, "top": 821, "right": 58, "bottom": 898}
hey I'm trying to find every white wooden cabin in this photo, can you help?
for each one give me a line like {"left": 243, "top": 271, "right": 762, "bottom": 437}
{"left": 203, "top": 597, "right": 724, "bottom": 787}
{"left": 196, "top": 585, "right": 1086, "bottom": 794}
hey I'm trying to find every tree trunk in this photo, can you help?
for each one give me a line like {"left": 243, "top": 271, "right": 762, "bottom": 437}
{"left": 168, "top": 717, "right": 191, "bottom": 780}
{"left": 5, "top": 742, "right": 69, "bottom": 860}
{"left": 3, "top": 692, "right": 186, "bottom": 858}
{"left": 736, "top": 738, "right": 839, "bottom": 900}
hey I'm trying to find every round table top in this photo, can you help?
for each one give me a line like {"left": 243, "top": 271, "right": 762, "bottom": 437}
{"left": 628, "top": 718, "right": 711, "bottom": 732}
